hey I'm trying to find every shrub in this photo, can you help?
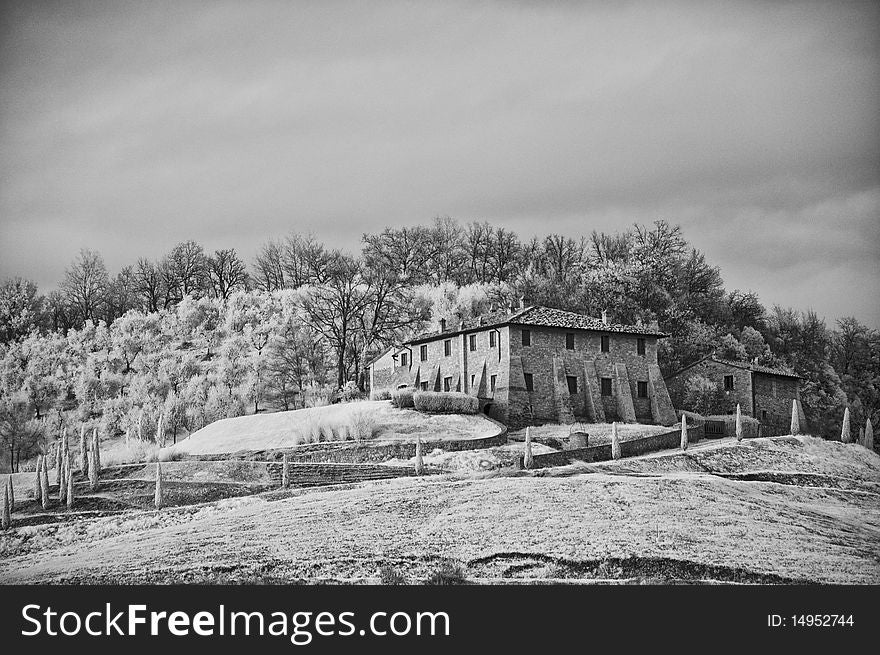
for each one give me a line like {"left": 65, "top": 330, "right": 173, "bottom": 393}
{"left": 338, "top": 381, "right": 365, "bottom": 403}
{"left": 303, "top": 385, "right": 334, "bottom": 408}
{"left": 413, "top": 391, "right": 479, "bottom": 414}
{"left": 347, "top": 408, "right": 377, "bottom": 441}
{"left": 683, "top": 375, "right": 725, "bottom": 416}
{"left": 391, "top": 387, "right": 415, "bottom": 408}
{"left": 379, "top": 565, "right": 407, "bottom": 585}
{"left": 370, "top": 388, "right": 392, "bottom": 401}
{"left": 424, "top": 560, "right": 468, "bottom": 585}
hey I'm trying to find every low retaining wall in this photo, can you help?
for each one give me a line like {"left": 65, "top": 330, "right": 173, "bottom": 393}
{"left": 265, "top": 462, "right": 420, "bottom": 486}
{"left": 524, "top": 424, "right": 703, "bottom": 469}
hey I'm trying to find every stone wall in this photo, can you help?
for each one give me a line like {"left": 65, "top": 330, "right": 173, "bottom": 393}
{"left": 524, "top": 424, "right": 703, "bottom": 469}
{"left": 509, "top": 326, "right": 662, "bottom": 426}
{"left": 265, "top": 462, "right": 418, "bottom": 486}
{"left": 665, "top": 359, "right": 754, "bottom": 416}
{"left": 752, "top": 374, "right": 804, "bottom": 436}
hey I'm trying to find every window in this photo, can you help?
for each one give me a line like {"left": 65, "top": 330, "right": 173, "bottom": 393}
{"left": 601, "top": 377, "right": 612, "bottom": 396}
{"left": 724, "top": 375, "right": 734, "bottom": 391}
{"left": 420, "top": 344, "right": 428, "bottom": 362}
{"left": 469, "top": 334, "right": 477, "bottom": 351}
{"left": 470, "top": 374, "right": 475, "bottom": 387}
{"left": 637, "top": 381, "right": 648, "bottom": 398}
{"left": 444, "top": 339, "right": 451, "bottom": 357}
{"left": 761, "top": 410, "right": 768, "bottom": 421}
{"left": 601, "top": 335, "right": 610, "bottom": 352}
{"left": 522, "top": 329, "right": 531, "bottom": 346}
{"left": 489, "top": 331, "right": 497, "bottom": 347}
{"left": 566, "top": 376, "right": 578, "bottom": 394}
{"left": 566, "top": 333, "right": 575, "bottom": 350}
{"left": 524, "top": 373, "right": 533, "bottom": 392}
{"left": 420, "top": 381, "right": 429, "bottom": 391}
{"left": 399, "top": 352, "right": 408, "bottom": 367}
{"left": 443, "top": 376, "right": 452, "bottom": 392}
{"left": 637, "top": 338, "right": 645, "bottom": 355}
{"left": 490, "top": 375, "right": 497, "bottom": 392}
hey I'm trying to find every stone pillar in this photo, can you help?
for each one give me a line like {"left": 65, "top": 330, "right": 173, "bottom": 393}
{"left": 647, "top": 363, "right": 677, "bottom": 425}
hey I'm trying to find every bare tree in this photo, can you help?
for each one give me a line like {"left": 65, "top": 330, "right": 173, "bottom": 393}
{"left": 133, "top": 258, "right": 164, "bottom": 312}
{"left": 207, "top": 248, "right": 249, "bottom": 300}
{"left": 61, "top": 249, "right": 109, "bottom": 324}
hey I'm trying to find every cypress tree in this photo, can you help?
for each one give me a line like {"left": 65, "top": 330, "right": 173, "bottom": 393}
{"left": 523, "top": 426, "right": 534, "bottom": 469}
{"left": 66, "top": 459, "right": 74, "bottom": 510}
{"left": 2, "top": 484, "right": 10, "bottom": 530}
{"left": 156, "top": 413, "right": 164, "bottom": 447}
{"left": 790, "top": 399, "right": 800, "bottom": 436}
{"left": 611, "top": 422, "right": 621, "bottom": 460}
{"left": 281, "top": 454, "right": 290, "bottom": 488}
{"left": 34, "top": 455, "right": 43, "bottom": 503}
{"left": 138, "top": 408, "right": 144, "bottom": 441}
{"left": 415, "top": 434, "right": 424, "bottom": 475}
{"left": 154, "top": 461, "right": 164, "bottom": 509}
{"left": 735, "top": 404, "right": 743, "bottom": 442}
{"left": 79, "top": 425, "right": 88, "bottom": 474}
{"left": 92, "top": 428, "right": 101, "bottom": 475}
{"left": 88, "top": 446, "right": 99, "bottom": 491}
{"left": 680, "top": 414, "right": 688, "bottom": 451}
{"left": 54, "top": 442, "right": 61, "bottom": 486}
{"left": 860, "top": 427, "right": 865, "bottom": 446}
{"left": 865, "top": 418, "right": 874, "bottom": 450}
{"left": 40, "top": 459, "right": 50, "bottom": 510}
{"left": 841, "top": 407, "right": 852, "bottom": 443}
{"left": 58, "top": 448, "right": 67, "bottom": 504}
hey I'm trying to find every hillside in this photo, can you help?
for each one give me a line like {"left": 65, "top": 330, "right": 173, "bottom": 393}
{"left": 163, "top": 400, "right": 500, "bottom": 457}
{"left": 2, "top": 435, "right": 878, "bottom": 584}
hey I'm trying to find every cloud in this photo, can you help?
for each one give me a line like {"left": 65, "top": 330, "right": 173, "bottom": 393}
{"left": 0, "top": 0, "right": 878, "bottom": 326}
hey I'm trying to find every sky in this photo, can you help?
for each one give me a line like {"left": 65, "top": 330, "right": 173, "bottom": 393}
{"left": 1, "top": 0, "right": 878, "bottom": 326}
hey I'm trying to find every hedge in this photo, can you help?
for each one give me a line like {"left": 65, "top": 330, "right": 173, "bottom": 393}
{"left": 391, "top": 387, "right": 415, "bottom": 408}
{"left": 413, "top": 391, "right": 479, "bottom": 414}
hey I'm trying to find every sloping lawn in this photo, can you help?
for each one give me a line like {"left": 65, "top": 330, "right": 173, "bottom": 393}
{"left": 163, "top": 401, "right": 499, "bottom": 457}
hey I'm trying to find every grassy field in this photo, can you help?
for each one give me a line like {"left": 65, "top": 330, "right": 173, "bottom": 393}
{"left": 163, "top": 400, "right": 499, "bottom": 457}
{"left": 2, "top": 435, "right": 878, "bottom": 584}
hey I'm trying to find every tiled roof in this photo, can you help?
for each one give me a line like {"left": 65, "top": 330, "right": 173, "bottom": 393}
{"left": 512, "top": 306, "right": 667, "bottom": 336}
{"left": 710, "top": 357, "right": 801, "bottom": 379}
{"left": 405, "top": 305, "right": 667, "bottom": 345}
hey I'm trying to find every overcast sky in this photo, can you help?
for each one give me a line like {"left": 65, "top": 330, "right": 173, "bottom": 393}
{"left": 1, "top": 1, "right": 878, "bottom": 325}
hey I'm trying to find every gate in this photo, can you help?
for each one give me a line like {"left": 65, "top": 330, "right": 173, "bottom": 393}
{"left": 704, "top": 420, "right": 725, "bottom": 438}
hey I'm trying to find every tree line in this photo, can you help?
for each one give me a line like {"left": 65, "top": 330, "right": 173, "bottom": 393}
{"left": 1, "top": 217, "right": 877, "bottom": 469}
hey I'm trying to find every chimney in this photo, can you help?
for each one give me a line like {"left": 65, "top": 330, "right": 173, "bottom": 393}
{"left": 519, "top": 294, "right": 526, "bottom": 309}
{"left": 439, "top": 318, "right": 447, "bottom": 332}
{"left": 601, "top": 309, "right": 609, "bottom": 325}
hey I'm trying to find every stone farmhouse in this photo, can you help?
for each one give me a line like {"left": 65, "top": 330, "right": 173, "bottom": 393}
{"left": 368, "top": 304, "right": 678, "bottom": 428}
{"left": 663, "top": 356, "right": 806, "bottom": 436}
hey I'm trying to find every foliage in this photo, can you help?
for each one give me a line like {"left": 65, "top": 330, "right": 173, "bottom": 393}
{"left": 681, "top": 375, "right": 725, "bottom": 416}
{"left": 370, "top": 388, "right": 392, "bottom": 401}
{"left": 423, "top": 560, "right": 468, "bottom": 585}
{"left": 390, "top": 387, "right": 415, "bottom": 409}
{"left": 0, "top": 219, "right": 875, "bottom": 445}
{"left": 378, "top": 565, "right": 407, "bottom": 585}
{"left": 413, "top": 391, "right": 479, "bottom": 414}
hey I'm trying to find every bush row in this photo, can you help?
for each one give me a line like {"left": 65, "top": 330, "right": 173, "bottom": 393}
{"left": 413, "top": 391, "right": 479, "bottom": 415}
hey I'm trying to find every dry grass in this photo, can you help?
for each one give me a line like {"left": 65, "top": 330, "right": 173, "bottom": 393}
{"left": 2, "top": 436, "right": 878, "bottom": 584}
